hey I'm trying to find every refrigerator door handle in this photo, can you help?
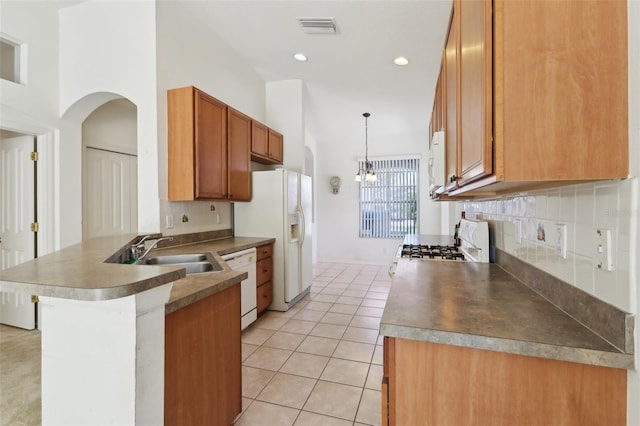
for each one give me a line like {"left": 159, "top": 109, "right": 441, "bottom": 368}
{"left": 298, "top": 206, "right": 305, "bottom": 248}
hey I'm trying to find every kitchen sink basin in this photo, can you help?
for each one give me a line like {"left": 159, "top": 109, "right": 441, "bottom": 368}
{"left": 144, "top": 253, "right": 209, "bottom": 264}
{"left": 141, "top": 252, "right": 223, "bottom": 274}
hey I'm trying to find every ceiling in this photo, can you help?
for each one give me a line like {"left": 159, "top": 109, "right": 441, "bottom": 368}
{"left": 177, "top": 0, "right": 453, "bottom": 145}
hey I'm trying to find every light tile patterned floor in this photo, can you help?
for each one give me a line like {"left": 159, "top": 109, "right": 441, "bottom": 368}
{"left": 237, "top": 261, "right": 389, "bottom": 426}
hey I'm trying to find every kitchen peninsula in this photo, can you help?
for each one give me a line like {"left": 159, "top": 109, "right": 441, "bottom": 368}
{"left": 380, "top": 239, "right": 634, "bottom": 425}
{"left": 0, "top": 232, "right": 274, "bottom": 425}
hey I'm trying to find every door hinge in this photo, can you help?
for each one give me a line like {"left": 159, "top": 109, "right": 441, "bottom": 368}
{"left": 30, "top": 222, "right": 39, "bottom": 232}
{"left": 30, "top": 151, "right": 39, "bottom": 161}
{"left": 31, "top": 295, "right": 39, "bottom": 303}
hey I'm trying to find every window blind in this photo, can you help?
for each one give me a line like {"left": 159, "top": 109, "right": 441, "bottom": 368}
{"left": 358, "top": 157, "right": 419, "bottom": 238}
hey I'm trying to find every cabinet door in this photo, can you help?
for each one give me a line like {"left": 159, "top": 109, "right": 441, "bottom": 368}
{"left": 457, "top": 0, "right": 492, "bottom": 186}
{"left": 227, "top": 108, "right": 251, "bottom": 201}
{"left": 165, "top": 285, "right": 242, "bottom": 425}
{"left": 267, "top": 129, "right": 283, "bottom": 164}
{"left": 256, "top": 257, "right": 273, "bottom": 286}
{"left": 251, "top": 120, "right": 269, "bottom": 158}
{"left": 429, "top": 64, "right": 444, "bottom": 145}
{"left": 256, "top": 281, "right": 273, "bottom": 314}
{"left": 444, "top": 6, "right": 458, "bottom": 191}
{"left": 195, "top": 91, "right": 227, "bottom": 199}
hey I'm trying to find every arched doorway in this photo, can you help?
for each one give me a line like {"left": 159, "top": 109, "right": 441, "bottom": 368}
{"left": 81, "top": 99, "right": 138, "bottom": 240}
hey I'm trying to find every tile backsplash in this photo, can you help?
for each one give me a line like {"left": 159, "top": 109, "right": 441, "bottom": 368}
{"left": 160, "top": 200, "right": 232, "bottom": 236}
{"left": 460, "top": 179, "right": 637, "bottom": 312}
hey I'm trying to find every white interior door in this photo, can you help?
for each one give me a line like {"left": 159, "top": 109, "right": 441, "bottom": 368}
{"left": 0, "top": 133, "right": 36, "bottom": 329}
{"left": 83, "top": 148, "right": 137, "bottom": 240}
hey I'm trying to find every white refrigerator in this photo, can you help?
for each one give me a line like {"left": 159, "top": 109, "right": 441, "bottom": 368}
{"left": 234, "top": 169, "right": 313, "bottom": 311}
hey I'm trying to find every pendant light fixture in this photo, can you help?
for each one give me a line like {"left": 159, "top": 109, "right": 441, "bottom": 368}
{"left": 355, "top": 112, "right": 377, "bottom": 182}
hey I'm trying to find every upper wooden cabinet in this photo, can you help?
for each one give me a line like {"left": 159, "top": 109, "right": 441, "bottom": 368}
{"left": 434, "top": 0, "right": 628, "bottom": 198}
{"left": 443, "top": 6, "right": 458, "bottom": 193}
{"left": 429, "top": 62, "right": 445, "bottom": 143}
{"left": 251, "top": 120, "right": 284, "bottom": 165}
{"left": 168, "top": 86, "right": 282, "bottom": 201}
{"left": 168, "top": 87, "right": 228, "bottom": 200}
{"left": 267, "top": 129, "right": 284, "bottom": 164}
{"left": 457, "top": 0, "right": 492, "bottom": 187}
{"left": 227, "top": 107, "right": 252, "bottom": 201}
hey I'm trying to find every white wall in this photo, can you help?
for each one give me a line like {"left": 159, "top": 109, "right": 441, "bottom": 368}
{"left": 0, "top": 1, "right": 80, "bottom": 250}
{"left": 59, "top": 0, "right": 159, "bottom": 234}
{"left": 315, "top": 127, "right": 442, "bottom": 264}
{"left": 305, "top": 130, "right": 318, "bottom": 264}
{"left": 82, "top": 99, "right": 137, "bottom": 155}
{"left": 155, "top": 0, "right": 266, "bottom": 236}
{"left": 266, "top": 80, "right": 305, "bottom": 172}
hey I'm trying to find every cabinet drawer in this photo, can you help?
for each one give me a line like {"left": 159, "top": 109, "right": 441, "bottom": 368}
{"left": 257, "top": 281, "right": 272, "bottom": 314}
{"left": 256, "top": 258, "right": 272, "bottom": 285}
{"left": 256, "top": 244, "right": 272, "bottom": 260}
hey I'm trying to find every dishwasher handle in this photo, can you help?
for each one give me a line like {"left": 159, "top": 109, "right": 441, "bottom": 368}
{"left": 221, "top": 247, "right": 257, "bottom": 262}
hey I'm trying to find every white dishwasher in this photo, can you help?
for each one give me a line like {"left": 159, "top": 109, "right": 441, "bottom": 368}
{"left": 221, "top": 248, "right": 257, "bottom": 330}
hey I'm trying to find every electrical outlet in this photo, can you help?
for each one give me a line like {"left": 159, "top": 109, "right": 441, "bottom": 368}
{"left": 166, "top": 215, "right": 174, "bottom": 229}
{"left": 555, "top": 224, "right": 567, "bottom": 259}
{"left": 593, "top": 228, "right": 613, "bottom": 271}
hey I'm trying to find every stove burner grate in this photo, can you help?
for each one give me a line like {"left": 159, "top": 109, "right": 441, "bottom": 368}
{"left": 400, "top": 244, "right": 465, "bottom": 261}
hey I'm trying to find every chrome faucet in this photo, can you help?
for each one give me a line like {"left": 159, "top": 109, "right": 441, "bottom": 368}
{"left": 133, "top": 237, "right": 174, "bottom": 264}
{"left": 130, "top": 235, "right": 153, "bottom": 261}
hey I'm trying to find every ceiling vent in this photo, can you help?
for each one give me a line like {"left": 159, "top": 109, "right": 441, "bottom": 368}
{"left": 297, "top": 18, "right": 339, "bottom": 35}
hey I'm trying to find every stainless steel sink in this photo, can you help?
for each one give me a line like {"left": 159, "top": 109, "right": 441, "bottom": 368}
{"left": 143, "top": 253, "right": 223, "bottom": 274}
{"left": 145, "top": 253, "right": 208, "bottom": 264}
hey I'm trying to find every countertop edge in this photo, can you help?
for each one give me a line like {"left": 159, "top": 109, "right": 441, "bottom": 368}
{"left": 164, "top": 270, "right": 247, "bottom": 315}
{"left": 379, "top": 324, "right": 634, "bottom": 370}
{"left": 0, "top": 268, "right": 186, "bottom": 301}
{"left": 0, "top": 235, "right": 275, "bottom": 305}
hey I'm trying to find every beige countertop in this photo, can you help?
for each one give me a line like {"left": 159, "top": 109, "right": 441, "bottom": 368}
{"left": 152, "top": 237, "right": 275, "bottom": 314}
{"left": 0, "top": 234, "right": 185, "bottom": 301}
{"left": 381, "top": 239, "right": 634, "bottom": 370}
{"left": 0, "top": 234, "right": 274, "bottom": 315}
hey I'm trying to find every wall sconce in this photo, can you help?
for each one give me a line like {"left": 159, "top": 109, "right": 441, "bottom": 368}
{"left": 329, "top": 176, "right": 342, "bottom": 194}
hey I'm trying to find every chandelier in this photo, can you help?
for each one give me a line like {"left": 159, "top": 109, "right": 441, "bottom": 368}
{"left": 354, "top": 112, "right": 376, "bottom": 182}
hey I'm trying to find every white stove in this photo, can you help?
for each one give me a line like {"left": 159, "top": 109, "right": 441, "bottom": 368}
{"left": 390, "top": 219, "right": 490, "bottom": 276}
{"left": 457, "top": 218, "right": 490, "bottom": 263}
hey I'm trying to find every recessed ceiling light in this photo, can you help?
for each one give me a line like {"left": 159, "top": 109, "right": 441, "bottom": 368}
{"left": 394, "top": 56, "right": 409, "bottom": 66}
{"left": 294, "top": 53, "right": 308, "bottom": 62}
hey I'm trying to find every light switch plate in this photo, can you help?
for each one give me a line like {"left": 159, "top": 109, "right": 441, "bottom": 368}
{"left": 594, "top": 228, "right": 613, "bottom": 271}
{"left": 555, "top": 224, "right": 567, "bottom": 259}
{"left": 166, "top": 215, "right": 174, "bottom": 229}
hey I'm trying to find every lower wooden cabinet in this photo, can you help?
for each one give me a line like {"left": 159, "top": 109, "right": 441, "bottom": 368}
{"left": 257, "top": 280, "right": 273, "bottom": 314}
{"left": 383, "top": 337, "right": 626, "bottom": 426}
{"left": 256, "top": 243, "right": 273, "bottom": 315}
{"left": 165, "top": 284, "right": 242, "bottom": 426}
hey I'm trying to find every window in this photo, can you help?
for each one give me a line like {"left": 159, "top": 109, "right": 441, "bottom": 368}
{"left": 358, "top": 157, "right": 419, "bottom": 238}
{"left": 0, "top": 36, "right": 24, "bottom": 84}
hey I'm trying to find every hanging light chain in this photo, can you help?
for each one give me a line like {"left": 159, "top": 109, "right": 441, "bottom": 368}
{"left": 355, "top": 112, "right": 376, "bottom": 182}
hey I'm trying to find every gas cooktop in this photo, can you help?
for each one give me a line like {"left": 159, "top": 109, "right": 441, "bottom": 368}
{"left": 400, "top": 244, "right": 465, "bottom": 261}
